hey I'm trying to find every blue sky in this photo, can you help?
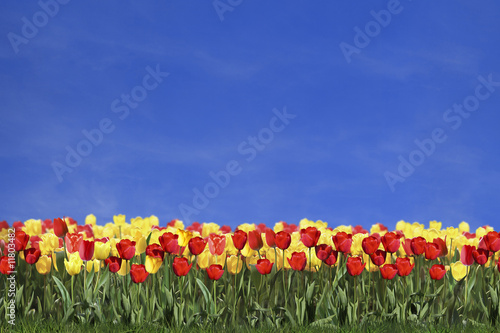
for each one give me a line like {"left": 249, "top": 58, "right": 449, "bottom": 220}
{"left": 1, "top": 1, "right": 499, "bottom": 231}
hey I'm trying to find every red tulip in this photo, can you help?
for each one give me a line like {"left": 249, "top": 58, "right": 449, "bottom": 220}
{"left": 300, "top": 227, "right": 321, "bottom": 248}
{"left": 315, "top": 244, "right": 332, "bottom": 261}
{"left": 220, "top": 225, "right": 232, "bottom": 234}
{"left": 0, "top": 221, "right": 9, "bottom": 231}
{"left": 24, "top": 247, "right": 41, "bottom": 264}
{"left": 208, "top": 234, "right": 226, "bottom": 255}
{"left": 116, "top": 239, "right": 136, "bottom": 260}
{"left": 231, "top": 230, "right": 247, "bottom": 251}
{"left": 433, "top": 237, "right": 448, "bottom": 257}
{"left": 332, "top": 232, "right": 353, "bottom": 253}
{"left": 346, "top": 256, "right": 366, "bottom": 276}
{"left": 429, "top": 264, "right": 446, "bottom": 280}
{"left": 402, "top": 238, "right": 414, "bottom": 256}
{"left": 275, "top": 231, "right": 291, "bottom": 250}
{"left": 65, "top": 232, "right": 83, "bottom": 254}
{"left": 369, "top": 249, "right": 387, "bottom": 266}
{"left": 14, "top": 231, "right": 30, "bottom": 252}
{"left": 395, "top": 257, "right": 414, "bottom": 277}
{"left": 0, "top": 256, "right": 14, "bottom": 275}
{"left": 172, "top": 257, "right": 192, "bottom": 276}
{"left": 460, "top": 245, "right": 475, "bottom": 266}
{"left": 483, "top": 232, "right": 500, "bottom": 252}
{"left": 472, "top": 248, "right": 489, "bottom": 265}
{"left": 410, "top": 237, "right": 427, "bottom": 256}
{"left": 53, "top": 218, "right": 68, "bottom": 238}
{"left": 324, "top": 250, "right": 338, "bottom": 266}
{"left": 159, "top": 232, "right": 179, "bottom": 254}
{"left": 288, "top": 252, "right": 307, "bottom": 271}
{"left": 381, "top": 232, "right": 400, "bottom": 253}
{"left": 265, "top": 228, "right": 276, "bottom": 247}
{"left": 78, "top": 240, "right": 94, "bottom": 261}
{"left": 105, "top": 256, "right": 122, "bottom": 273}
{"left": 424, "top": 242, "right": 440, "bottom": 261}
{"left": 248, "top": 230, "right": 263, "bottom": 250}
{"left": 206, "top": 264, "right": 224, "bottom": 280}
{"left": 380, "top": 264, "right": 398, "bottom": 280}
{"left": 255, "top": 258, "right": 273, "bottom": 275}
{"left": 95, "top": 237, "right": 109, "bottom": 243}
{"left": 188, "top": 236, "right": 207, "bottom": 255}
{"left": 362, "top": 236, "right": 380, "bottom": 255}
{"left": 146, "top": 243, "right": 164, "bottom": 259}
{"left": 130, "top": 264, "right": 149, "bottom": 283}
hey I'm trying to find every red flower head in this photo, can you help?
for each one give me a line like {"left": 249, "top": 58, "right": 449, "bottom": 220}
{"left": 53, "top": 218, "right": 68, "bottom": 238}
{"left": 288, "top": 252, "right": 307, "bottom": 271}
{"left": 231, "top": 230, "right": 247, "bottom": 251}
{"left": 116, "top": 239, "right": 136, "bottom": 260}
{"left": 352, "top": 225, "right": 369, "bottom": 235}
{"left": 369, "top": 249, "right": 387, "bottom": 267}
{"left": 65, "top": 232, "right": 83, "bottom": 254}
{"left": 362, "top": 235, "right": 380, "bottom": 255}
{"left": 220, "top": 225, "right": 232, "bottom": 234}
{"left": 424, "top": 242, "right": 440, "bottom": 261}
{"left": 472, "top": 248, "right": 489, "bottom": 266}
{"left": 159, "top": 232, "right": 179, "bottom": 254}
{"left": 265, "top": 228, "right": 276, "bottom": 248}
{"left": 380, "top": 264, "right": 398, "bottom": 280}
{"left": 130, "top": 264, "right": 149, "bottom": 283}
{"left": 381, "top": 232, "right": 400, "bottom": 253}
{"left": 104, "top": 256, "right": 122, "bottom": 273}
{"left": 460, "top": 245, "right": 475, "bottom": 266}
{"left": 0, "top": 221, "right": 9, "bottom": 231}
{"left": 395, "top": 257, "right": 414, "bottom": 277}
{"left": 332, "top": 232, "right": 353, "bottom": 253}
{"left": 410, "top": 237, "right": 427, "bottom": 256}
{"left": 402, "top": 238, "right": 414, "bottom": 257}
{"left": 433, "top": 237, "right": 448, "bottom": 257}
{"left": 206, "top": 264, "right": 224, "bottom": 280}
{"left": 208, "top": 234, "right": 226, "bottom": 256}
{"left": 172, "top": 257, "right": 192, "bottom": 277}
{"left": 76, "top": 225, "right": 94, "bottom": 239}
{"left": 315, "top": 244, "right": 332, "bottom": 261}
{"left": 248, "top": 230, "right": 263, "bottom": 251}
{"left": 78, "top": 240, "right": 94, "bottom": 261}
{"left": 146, "top": 243, "right": 165, "bottom": 259}
{"left": 14, "top": 231, "right": 30, "bottom": 252}
{"left": 24, "top": 247, "right": 41, "bottom": 265}
{"left": 429, "top": 264, "right": 446, "bottom": 280}
{"left": 275, "top": 231, "right": 291, "bottom": 250}
{"left": 324, "top": 250, "right": 339, "bottom": 266}
{"left": 0, "top": 256, "right": 14, "bottom": 275}
{"left": 346, "top": 256, "right": 366, "bottom": 276}
{"left": 483, "top": 232, "right": 500, "bottom": 252}
{"left": 188, "top": 236, "right": 207, "bottom": 255}
{"left": 255, "top": 258, "right": 273, "bottom": 275}
{"left": 186, "top": 222, "right": 203, "bottom": 233}
{"left": 300, "top": 227, "right": 321, "bottom": 248}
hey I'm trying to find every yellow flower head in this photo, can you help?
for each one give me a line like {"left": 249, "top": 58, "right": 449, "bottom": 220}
{"left": 64, "top": 252, "right": 83, "bottom": 276}
{"left": 24, "top": 219, "right": 42, "bottom": 236}
{"left": 94, "top": 241, "right": 111, "bottom": 260}
{"left": 86, "top": 259, "right": 100, "bottom": 273}
{"left": 226, "top": 255, "right": 243, "bottom": 275}
{"left": 450, "top": 261, "right": 467, "bottom": 281}
{"left": 85, "top": 214, "right": 96, "bottom": 226}
{"left": 178, "top": 229, "right": 194, "bottom": 247}
{"left": 145, "top": 256, "right": 163, "bottom": 274}
{"left": 459, "top": 221, "right": 470, "bottom": 233}
{"left": 39, "top": 233, "right": 60, "bottom": 255}
{"left": 202, "top": 222, "right": 220, "bottom": 238}
{"left": 36, "top": 255, "right": 52, "bottom": 275}
{"left": 429, "top": 220, "right": 442, "bottom": 231}
{"left": 113, "top": 214, "right": 126, "bottom": 226}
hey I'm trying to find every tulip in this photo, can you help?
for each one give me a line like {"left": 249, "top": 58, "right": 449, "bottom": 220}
{"left": 64, "top": 253, "right": 83, "bottom": 276}
{"left": 381, "top": 232, "right": 400, "bottom": 253}
{"left": 208, "top": 234, "right": 226, "bottom": 255}
{"left": 24, "top": 247, "right": 41, "bottom": 264}
{"left": 332, "top": 232, "right": 353, "bottom": 253}
{"left": 460, "top": 245, "right": 475, "bottom": 266}
{"left": 429, "top": 264, "right": 446, "bottom": 280}
{"left": 159, "top": 232, "right": 180, "bottom": 254}
{"left": 86, "top": 260, "right": 100, "bottom": 273}
{"left": 265, "top": 228, "right": 276, "bottom": 247}
{"left": 206, "top": 264, "right": 224, "bottom": 280}
{"left": 346, "top": 256, "right": 366, "bottom": 276}
{"left": 450, "top": 261, "right": 467, "bottom": 281}
{"left": 177, "top": 229, "right": 194, "bottom": 247}
{"left": 248, "top": 230, "right": 263, "bottom": 251}
{"left": 231, "top": 230, "right": 247, "bottom": 251}
{"left": 145, "top": 243, "right": 165, "bottom": 259}
{"left": 369, "top": 249, "right": 387, "bottom": 267}
{"left": 172, "top": 257, "right": 192, "bottom": 276}
{"left": 275, "top": 231, "right": 292, "bottom": 250}
{"left": 116, "top": 239, "right": 136, "bottom": 260}
{"left": 432, "top": 237, "right": 448, "bottom": 257}
{"left": 395, "top": 257, "right": 414, "bottom": 277}
{"left": 78, "top": 240, "right": 94, "bottom": 261}
{"left": 255, "top": 258, "right": 273, "bottom": 275}
{"left": 410, "top": 237, "right": 427, "bottom": 256}
{"left": 145, "top": 256, "right": 163, "bottom": 274}
{"left": 35, "top": 255, "right": 52, "bottom": 275}
{"left": 324, "top": 250, "right": 338, "bottom": 266}
{"left": 402, "top": 238, "right": 414, "bottom": 256}
{"left": 0, "top": 256, "right": 14, "bottom": 275}
{"left": 14, "top": 231, "right": 30, "bottom": 252}
{"left": 483, "top": 232, "right": 500, "bottom": 252}
{"left": 299, "top": 227, "right": 320, "bottom": 248}
{"left": 188, "top": 236, "right": 207, "bottom": 255}
{"left": 472, "top": 248, "right": 489, "bottom": 265}
{"left": 130, "top": 264, "right": 149, "bottom": 283}
{"left": 362, "top": 235, "right": 380, "bottom": 255}
{"left": 53, "top": 218, "right": 68, "bottom": 238}
{"left": 94, "top": 240, "right": 111, "bottom": 260}
{"left": 65, "top": 232, "right": 83, "bottom": 254}
{"left": 105, "top": 256, "right": 122, "bottom": 273}
{"left": 380, "top": 264, "right": 398, "bottom": 280}
{"left": 226, "top": 255, "right": 243, "bottom": 275}
{"left": 424, "top": 242, "right": 440, "bottom": 261}
{"left": 288, "top": 252, "right": 307, "bottom": 271}
{"left": 315, "top": 244, "right": 332, "bottom": 261}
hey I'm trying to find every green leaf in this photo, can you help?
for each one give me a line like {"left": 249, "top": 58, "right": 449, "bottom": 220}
{"left": 306, "top": 281, "right": 316, "bottom": 303}
{"left": 490, "top": 285, "right": 498, "bottom": 307}
{"left": 195, "top": 278, "right": 214, "bottom": 314}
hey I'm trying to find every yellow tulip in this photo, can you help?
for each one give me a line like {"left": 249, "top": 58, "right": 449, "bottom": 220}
{"left": 85, "top": 214, "right": 96, "bottom": 226}
{"left": 202, "top": 222, "right": 220, "bottom": 237}
{"left": 178, "top": 229, "right": 194, "bottom": 247}
{"left": 429, "top": 220, "right": 442, "bottom": 230}
{"left": 117, "top": 260, "right": 131, "bottom": 276}
{"left": 114, "top": 214, "right": 126, "bottom": 226}
{"left": 459, "top": 221, "right": 470, "bottom": 233}
{"left": 64, "top": 253, "right": 83, "bottom": 276}
{"left": 39, "top": 233, "right": 60, "bottom": 255}
{"left": 450, "top": 261, "right": 467, "bottom": 281}
{"left": 226, "top": 255, "right": 243, "bottom": 275}
{"left": 145, "top": 256, "right": 162, "bottom": 274}
{"left": 23, "top": 219, "right": 42, "bottom": 236}
{"left": 36, "top": 255, "right": 52, "bottom": 275}
{"left": 86, "top": 259, "right": 100, "bottom": 273}
{"left": 351, "top": 234, "right": 367, "bottom": 257}
{"left": 94, "top": 241, "right": 111, "bottom": 260}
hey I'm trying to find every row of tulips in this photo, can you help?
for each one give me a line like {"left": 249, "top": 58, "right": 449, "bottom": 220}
{"left": 1, "top": 217, "right": 500, "bottom": 328}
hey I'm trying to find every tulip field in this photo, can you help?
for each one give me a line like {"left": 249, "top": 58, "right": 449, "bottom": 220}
{"left": 2, "top": 217, "right": 500, "bottom": 332}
